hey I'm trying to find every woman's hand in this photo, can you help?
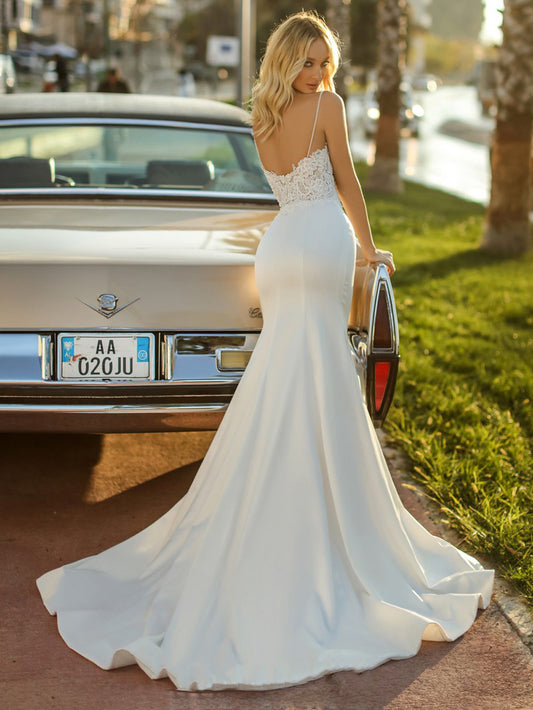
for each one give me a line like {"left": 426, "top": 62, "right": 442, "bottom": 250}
{"left": 363, "top": 248, "right": 395, "bottom": 276}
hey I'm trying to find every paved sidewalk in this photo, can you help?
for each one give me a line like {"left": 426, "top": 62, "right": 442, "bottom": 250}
{"left": 1, "top": 431, "right": 532, "bottom": 710}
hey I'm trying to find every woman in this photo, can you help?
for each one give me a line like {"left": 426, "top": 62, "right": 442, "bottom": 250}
{"left": 37, "top": 11, "right": 493, "bottom": 692}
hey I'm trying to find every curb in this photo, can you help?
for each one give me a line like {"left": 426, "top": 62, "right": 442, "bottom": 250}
{"left": 377, "top": 429, "right": 533, "bottom": 653}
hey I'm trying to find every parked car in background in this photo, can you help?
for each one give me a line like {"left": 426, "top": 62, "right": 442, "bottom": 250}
{"left": 363, "top": 82, "right": 424, "bottom": 138}
{"left": 411, "top": 73, "right": 442, "bottom": 93}
{"left": 9, "top": 48, "right": 43, "bottom": 74}
{"left": 0, "top": 54, "right": 16, "bottom": 93}
{"left": 184, "top": 61, "right": 218, "bottom": 84}
{"left": 0, "top": 93, "right": 399, "bottom": 433}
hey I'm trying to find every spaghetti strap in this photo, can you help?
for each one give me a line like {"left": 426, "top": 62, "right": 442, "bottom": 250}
{"left": 306, "top": 92, "right": 324, "bottom": 157}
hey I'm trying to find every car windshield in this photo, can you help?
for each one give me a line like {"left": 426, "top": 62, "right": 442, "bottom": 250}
{"left": 0, "top": 121, "right": 272, "bottom": 195}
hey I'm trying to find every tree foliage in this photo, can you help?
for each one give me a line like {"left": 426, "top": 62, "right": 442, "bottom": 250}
{"left": 257, "top": 0, "right": 376, "bottom": 70}
{"left": 429, "top": 0, "right": 484, "bottom": 40}
{"left": 255, "top": 0, "right": 327, "bottom": 66}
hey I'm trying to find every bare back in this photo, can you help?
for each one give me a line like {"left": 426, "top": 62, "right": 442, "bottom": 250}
{"left": 254, "top": 89, "right": 393, "bottom": 273}
{"left": 254, "top": 92, "right": 326, "bottom": 176}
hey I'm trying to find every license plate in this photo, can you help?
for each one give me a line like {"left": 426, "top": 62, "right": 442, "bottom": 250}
{"left": 59, "top": 334, "right": 154, "bottom": 381}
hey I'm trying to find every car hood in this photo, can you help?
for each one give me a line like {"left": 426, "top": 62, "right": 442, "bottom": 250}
{"left": 0, "top": 202, "right": 277, "bottom": 330}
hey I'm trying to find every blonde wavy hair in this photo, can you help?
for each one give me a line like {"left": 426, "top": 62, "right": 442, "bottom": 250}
{"left": 250, "top": 11, "right": 340, "bottom": 139}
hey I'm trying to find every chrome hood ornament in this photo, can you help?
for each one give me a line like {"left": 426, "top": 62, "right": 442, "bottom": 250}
{"left": 78, "top": 293, "right": 140, "bottom": 319}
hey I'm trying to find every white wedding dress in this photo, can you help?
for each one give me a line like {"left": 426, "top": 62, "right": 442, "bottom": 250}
{"left": 37, "top": 94, "right": 493, "bottom": 692}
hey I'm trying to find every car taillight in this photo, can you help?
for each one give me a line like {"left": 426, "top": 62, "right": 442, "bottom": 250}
{"left": 374, "top": 288, "right": 393, "bottom": 349}
{"left": 350, "top": 263, "right": 400, "bottom": 425}
{"left": 374, "top": 361, "right": 391, "bottom": 411}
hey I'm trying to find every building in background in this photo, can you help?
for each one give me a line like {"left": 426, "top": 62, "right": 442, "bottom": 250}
{"left": 1, "top": 0, "right": 43, "bottom": 51}
{"left": 39, "top": 0, "right": 74, "bottom": 46}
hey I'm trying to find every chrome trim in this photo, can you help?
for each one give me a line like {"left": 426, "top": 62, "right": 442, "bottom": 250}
{"left": 77, "top": 295, "right": 141, "bottom": 319}
{"left": 175, "top": 333, "right": 247, "bottom": 354}
{"left": 0, "top": 333, "right": 52, "bottom": 383}
{"left": 0, "top": 187, "right": 276, "bottom": 202}
{"left": 0, "top": 117, "right": 252, "bottom": 133}
{"left": 0, "top": 403, "right": 228, "bottom": 433}
{"left": 163, "top": 332, "right": 260, "bottom": 381}
{"left": 349, "top": 330, "right": 368, "bottom": 372}
{"left": 162, "top": 335, "right": 174, "bottom": 381}
{"left": 0, "top": 327, "right": 263, "bottom": 333}
{"left": 40, "top": 334, "right": 52, "bottom": 381}
{"left": 367, "top": 264, "right": 400, "bottom": 356}
{"left": 0, "top": 403, "right": 227, "bottom": 412}
{"left": 1, "top": 379, "right": 242, "bottom": 389}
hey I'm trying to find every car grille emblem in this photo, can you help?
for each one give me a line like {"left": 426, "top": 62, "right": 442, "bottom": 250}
{"left": 78, "top": 293, "right": 140, "bottom": 319}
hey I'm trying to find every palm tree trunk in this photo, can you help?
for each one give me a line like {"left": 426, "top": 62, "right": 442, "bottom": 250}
{"left": 482, "top": 0, "right": 533, "bottom": 255}
{"left": 326, "top": 0, "right": 351, "bottom": 103}
{"left": 365, "top": 0, "right": 407, "bottom": 194}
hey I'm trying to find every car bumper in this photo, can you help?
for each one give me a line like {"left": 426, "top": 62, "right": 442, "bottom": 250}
{"left": 0, "top": 330, "right": 254, "bottom": 432}
{"left": 0, "top": 402, "right": 228, "bottom": 433}
{"left": 0, "top": 382, "right": 236, "bottom": 432}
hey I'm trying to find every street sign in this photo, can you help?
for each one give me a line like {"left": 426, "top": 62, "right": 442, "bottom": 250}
{"left": 206, "top": 36, "right": 239, "bottom": 67}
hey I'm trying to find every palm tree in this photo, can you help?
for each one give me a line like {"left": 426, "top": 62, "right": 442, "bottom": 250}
{"left": 365, "top": 0, "right": 407, "bottom": 194}
{"left": 326, "top": 0, "right": 351, "bottom": 103}
{"left": 482, "top": 0, "right": 533, "bottom": 255}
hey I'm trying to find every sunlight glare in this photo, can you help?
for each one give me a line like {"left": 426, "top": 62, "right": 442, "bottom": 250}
{"left": 481, "top": 0, "right": 503, "bottom": 45}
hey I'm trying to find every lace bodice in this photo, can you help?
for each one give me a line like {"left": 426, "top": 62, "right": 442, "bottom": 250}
{"left": 262, "top": 145, "right": 338, "bottom": 211}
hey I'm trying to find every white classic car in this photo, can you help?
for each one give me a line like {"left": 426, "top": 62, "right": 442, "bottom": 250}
{"left": 0, "top": 93, "right": 399, "bottom": 433}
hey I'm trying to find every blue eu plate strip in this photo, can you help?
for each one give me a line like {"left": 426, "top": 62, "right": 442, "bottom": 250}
{"left": 62, "top": 337, "right": 75, "bottom": 362}
{"left": 137, "top": 337, "right": 150, "bottom": 363}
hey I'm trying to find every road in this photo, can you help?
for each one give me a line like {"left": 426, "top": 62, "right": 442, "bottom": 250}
{"left": 347, "top": 85, "right": 493, "bottom": 205}
{"left": 2, "top": 431, "right": 531, "bottom": 710}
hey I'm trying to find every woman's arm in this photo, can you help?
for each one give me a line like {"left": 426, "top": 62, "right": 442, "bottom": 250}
{"left": 322, "top": 91, "right": 395, "bottom": 274}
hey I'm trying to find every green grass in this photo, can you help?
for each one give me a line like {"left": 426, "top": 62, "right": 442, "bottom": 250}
{"left": 359, "top": 166, "right": 533, "bottom": 602}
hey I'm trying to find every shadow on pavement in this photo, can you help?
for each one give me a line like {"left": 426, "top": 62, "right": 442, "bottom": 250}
{"left": 0, "top": 432, "right": 207, "bottom": 569}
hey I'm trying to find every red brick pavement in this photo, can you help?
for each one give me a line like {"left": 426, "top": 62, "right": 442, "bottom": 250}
{"left": 1, "top": 432, "right": 532, "bottom": 710}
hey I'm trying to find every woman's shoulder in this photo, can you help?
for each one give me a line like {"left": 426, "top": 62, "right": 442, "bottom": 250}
{"left": 320, "top": 90, "right": 344, "bottom": 112}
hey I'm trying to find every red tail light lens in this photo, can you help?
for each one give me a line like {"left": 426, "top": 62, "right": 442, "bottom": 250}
{"left": 374, "top": 361, "right": 391, "bottom": 411}
{"left": 374, "top": 287, "right": 393, "bottom": 349}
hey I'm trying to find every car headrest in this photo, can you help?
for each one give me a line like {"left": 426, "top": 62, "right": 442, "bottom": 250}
{"left": 0, "top": 156, "right": 56, "bottom": 188}
{"left": 146, "top": 159, "right": 215, "bottom": 188}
